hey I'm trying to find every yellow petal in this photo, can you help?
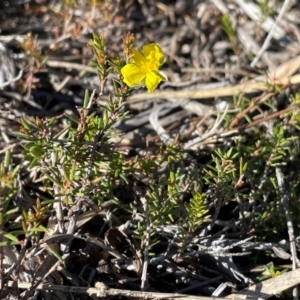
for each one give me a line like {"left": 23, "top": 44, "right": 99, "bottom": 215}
{"left": 143, "top": 44, "right": 165, "bottom": 67}
{"left": 131, "top": 49, "right": 147, "bottom": 67}
{"left": 121, "top": 64, "right": 146, "bottom": 87}
{"left": 144, "top": 71, "right": 165, "bottom": 93}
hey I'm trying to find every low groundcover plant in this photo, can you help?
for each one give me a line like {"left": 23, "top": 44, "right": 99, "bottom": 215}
{"left": 2, "top": 29, "right": 300, "bottom": 300}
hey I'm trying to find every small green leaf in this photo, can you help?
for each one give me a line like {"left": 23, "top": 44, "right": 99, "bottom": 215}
{"left": 4, "top": 149, "right": 11, "bottom": 169}
{"left": 29, "top": 157, "right": 38, "bottom": 169}
{"left": 29, "top": 145, "right": 43, "bottom": 158}
{"left": 83, "top": 89, "right": 90, "bottom": 109}
{"left": 4, "top": 233, "right": 20, "bottom": 243}
{"left": 14, "top": 132, "right": 36, "bottom": 141}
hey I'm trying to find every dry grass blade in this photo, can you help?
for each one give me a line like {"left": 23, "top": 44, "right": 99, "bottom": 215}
{"left": 127, "top": 73, "right": 300, "bottom": 102}
{"left": 6, "top": 281, "right": 232, "bottom": 300}
{"left": 268, "top": 55, "right": 300, "bottom": 85}
{"left": 227, "top": 268, "right": 300, "bottom": 299}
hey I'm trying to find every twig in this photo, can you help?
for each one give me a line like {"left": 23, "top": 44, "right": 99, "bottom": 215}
{"left": 85, "top": 89, "right": 97, "bottom": 179}
{"left": 250, "top": 0, "right": 291, "bottom": 67}
{"left": 127, "top": 73, "right": 300, "bottom": 102}
{"left": 0, "top": 142, "right": 21, "bottom": 154}
{"left": 226, "top": 268, "right": 300, "bottom": 299}
{"left": 6, "top": 281, "right": 233, "bottom": 300}
{"left": 53, "top": 185, "right": 64, "bottom": 234}
{"left": 149, "top": 101, "right": 186, "bottom": 145}
{"left": 181, "top": 67, "right": 257, "bottom": 78}
{"left": 140, "top": 195, "right": 150, "bottom": 290}
{"left": 0, "top": 68, "right": 23, "bottom": 89}
{"left": 276, "top": 167, "right": 299, "bottom": 299}
{"left": 47, "top": 60, "right": 97, "bottom": 74}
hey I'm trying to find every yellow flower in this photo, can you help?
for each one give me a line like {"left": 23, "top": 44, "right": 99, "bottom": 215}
{"left": 121, "top": 43, "right": 168, "bottom": 93}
